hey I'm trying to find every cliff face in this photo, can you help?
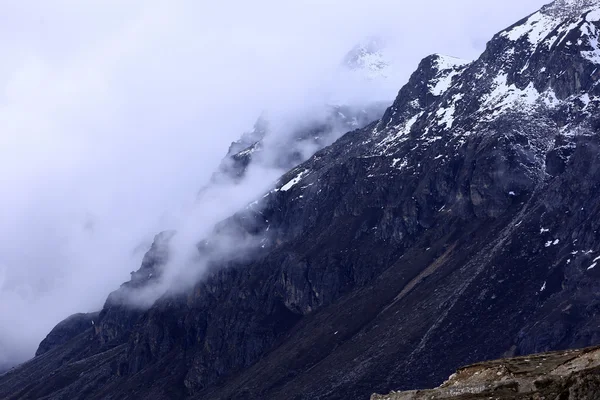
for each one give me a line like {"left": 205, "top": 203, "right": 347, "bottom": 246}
{"left": 35, "top": 312, "right": 99, "bottom": 357}
{"left": 372, "top": 346, "right": 600, "bottom": 399}
{"left": 3, "top": 1, "right": 600, "bottom": 399}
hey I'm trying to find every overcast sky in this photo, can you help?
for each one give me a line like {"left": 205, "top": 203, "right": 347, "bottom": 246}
{"left": 0, "top": 0, "right": 550, "bottom": 368}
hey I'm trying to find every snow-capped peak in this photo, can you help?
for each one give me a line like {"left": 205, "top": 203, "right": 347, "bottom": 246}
{"left": 370, "top": 0, "right": 600, "bottom": 158}
{"left": 432, "top": 54, "right": 471, "bottom": 70}
{"left": 343, "top": 37, "right": 391, "bottom": 79}
{"left": 501, "top": 0, "right": 599, "bottom": 45}
{"left": 542, "top": 0, "right": 599, "bottom": 18}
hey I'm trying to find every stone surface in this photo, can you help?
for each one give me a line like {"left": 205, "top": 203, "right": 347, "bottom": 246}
{"left": 372, "top": 346, "right": 600, "bottom": 399}
{"left": 35, "top": 312, "right": 100, "bottom": 356}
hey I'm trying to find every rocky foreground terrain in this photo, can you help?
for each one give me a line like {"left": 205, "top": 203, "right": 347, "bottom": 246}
{"left": 3, "top": 1, "right": 600, "bottom": 399}
{"left": 373, "top": 346, "right": 600, "bottom": 399}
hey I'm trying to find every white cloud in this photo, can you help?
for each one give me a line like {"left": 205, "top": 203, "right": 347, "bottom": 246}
{"left": 0, "top": 0, "right": 548, "bottom": 368}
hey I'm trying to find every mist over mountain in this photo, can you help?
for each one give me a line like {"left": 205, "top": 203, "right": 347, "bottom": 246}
{"left": 204, "top": 41, "right": 394, "bottom": 189}
{"left": 0, "top": 0, "right": 550, "bottom": 371}
{"left": 11, "top": 2, "right": 600, "bottom": 400}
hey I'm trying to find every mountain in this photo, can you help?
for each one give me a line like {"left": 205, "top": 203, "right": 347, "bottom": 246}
{"left": 344, "top": 37, "right": 391, "bottom": 79}
{"left": 207, "top": 40, "right": 393, "bottom": 187}
{"left": 3, "top": 1, "right": 600, "bottom": 399}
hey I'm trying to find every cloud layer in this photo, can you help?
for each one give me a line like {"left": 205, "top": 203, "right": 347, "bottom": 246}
{"left": 0, "top": 0, "right": 548, "bottom": 369}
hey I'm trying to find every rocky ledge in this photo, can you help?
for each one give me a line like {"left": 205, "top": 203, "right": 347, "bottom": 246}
{"left": 372, "top": 346, "right": 600, "bottom": 399}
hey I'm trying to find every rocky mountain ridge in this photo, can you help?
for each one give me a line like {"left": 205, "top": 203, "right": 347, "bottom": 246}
{"left": 2, "top": 1, "right": 600, "bottom": 399}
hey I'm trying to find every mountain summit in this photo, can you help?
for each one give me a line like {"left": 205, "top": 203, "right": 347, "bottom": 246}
{"left": 543, "top": 0, "right": 599, "bottom": 17}
{"left": 205, "top": 39, "right": 394, "bottom": 187}
{"left": 2, "top": 1, "right": 600, "bottom": 399}
{"left": 344, "top": 37, "right": 391, "bottom": 79}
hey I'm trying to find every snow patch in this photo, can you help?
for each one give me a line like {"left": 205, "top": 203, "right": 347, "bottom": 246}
{"left": 279, "top": 170, "right": 309, "bottom": 192}
{"left": 482, "top": 74, "right": 558, "bottom": 117}
{"left": 580, "top": 93, "right": 591, "bottom": 107}
{"left": 588, "top": 262, "right": 597, "bottom": 270}
{"left": 378, "top": 112, "right": 422, "bottom": 152}
{"left": 501, "top": 11, "right": 559, "bottom": 45}
{"left": 436, "top": 93, "right": 463, "bottom": 129}
{"left": 436, "top": 105, "right": 456, "bottom": 129}
{"left": 392, "top": 158, "right": 408, "bottom": 169}
{"left": 237, "top": 145, "right": 257, "bottom": 157}
{"left": 588, "top": 9, "right": 600, "bottom": 23}
{"left": 434, "top": 54, "right": 471, "bottom": 70}
{"left": 428, "top": 55, "right": 470, "bottom": 96}
{"left": 581, "top": 22, "right": 600, "bottom": 64}
{"left": 430, "top": 70, "right": 460, "bottom": 96}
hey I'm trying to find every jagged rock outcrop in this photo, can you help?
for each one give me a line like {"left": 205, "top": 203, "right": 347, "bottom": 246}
{"left": 209, "top": 103, "right": 388, "bottom": 186}
{"left": 372, "top": 346, "right": 600, "bottom": 399}
{"left": 2, "top": 1, "right": 600, "bottom": 399}
{"left": 35, "top": 312, "right": 100, "bottom": 357}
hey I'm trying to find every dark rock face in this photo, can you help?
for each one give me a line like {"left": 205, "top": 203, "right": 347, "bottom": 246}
{"left": 35, "top": 312, "right": 100, "bottom": 356}
{"left": 96, "top": 230, "right": 175, "bottom": 347}
{"left": 3, "top": 2, "right": 600, "bottom": 399}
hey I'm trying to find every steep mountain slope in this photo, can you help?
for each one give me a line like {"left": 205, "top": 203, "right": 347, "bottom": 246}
{"left": 3, "top": 1, "right": 600, "bottom": 399}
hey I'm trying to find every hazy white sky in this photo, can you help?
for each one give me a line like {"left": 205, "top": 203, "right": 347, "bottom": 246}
{"left": 0, "top": 0, "right": 549, "bottom": 368}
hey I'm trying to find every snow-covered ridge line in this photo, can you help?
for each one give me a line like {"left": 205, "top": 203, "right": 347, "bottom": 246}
{"left": 277, "top": 169, "right": 310, "bottom": 192}
{"left": 542, "top": 0, "right": 600, "bottom": 18}
{"left": 501, "top": 10, "right": 563, "bottom": 44}
{"left": 368, "top": 0, "right": 600, "bottom": 159}
{"left": 501, "top": 0, "right": 600, "bottom": 46}
{"left": 480, "top": 73, "right": 559, "bottom": 119}
{"left": 429, "top": 55, "right": 471, "bottom": 97}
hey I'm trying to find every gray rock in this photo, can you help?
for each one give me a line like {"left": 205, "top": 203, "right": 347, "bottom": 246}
{"left": 36, "top": 312, "right": 100, "bottom": 356}
{"left": 371, "top": 346, "right": 600, "bottom": 399}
